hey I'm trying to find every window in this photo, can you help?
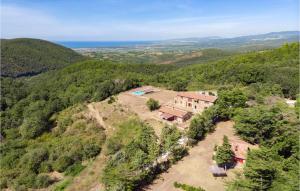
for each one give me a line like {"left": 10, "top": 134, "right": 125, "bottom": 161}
{"left": 188, "top": 103, "right": 192, "bottom": 107}
{"left": 194, "top": 105, "right": 197, "bottom": 109}
{"left": 205, "top": 101, "right": 209, "bottom": 104}
{"left": 195, "top": 100, "right": 199, "bottom": 103}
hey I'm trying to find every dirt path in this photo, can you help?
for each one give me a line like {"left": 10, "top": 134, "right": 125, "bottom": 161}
{"left": 87, "top": 104, "right": 108, "bottom": 130}
{"left": 66, "top": 103, "right": 109, "bottom": 191}
{"left": 144, "top": 121, "right": 240, "bottom": 191}
{"left": 65, "top": 151, "right": 107, "bottom": 191}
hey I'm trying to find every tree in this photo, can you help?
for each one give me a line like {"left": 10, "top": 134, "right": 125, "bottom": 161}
{"left": 187, "top": 106, "right": 216, "bottom": 141}
{"left": 216, "top": 88, "right": 247, "bottom": 119}
{"left": 160, "top": 125, "right": 181, "bottom": 151}
{"left": 187, "top": 116, "right": 207, "bottom": 141}
{"left": 146, "top": 98, "right": 160, "bottom": 111}
{"left": 171, "top": 80, "right": 188, "bottom": 91}
{"left": 233, "top": 106, "right": 281, "bottom": 144}
{"left": 19, "top": 115, "right": 47, "bottom": 139}
{"left": 215, "top": 136, "right": 234, "bottom": 167}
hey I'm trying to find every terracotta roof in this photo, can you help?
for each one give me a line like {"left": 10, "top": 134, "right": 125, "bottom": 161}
{"left": 161, "top": 113, "right": 174, "bottom": 120}
{"left": 177, "top": 92, "right": 217, "bottom": 103}
{"left": 159, "top": 106, "right": 189, "bottom": 118}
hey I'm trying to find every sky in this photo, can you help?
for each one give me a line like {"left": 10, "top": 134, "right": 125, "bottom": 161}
{"left": 1, "top": 0, "right": 299, "bottom": 41}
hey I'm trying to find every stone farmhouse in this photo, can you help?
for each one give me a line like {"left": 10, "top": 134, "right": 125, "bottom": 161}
{"left": 174, "top": 91, "right": 217, "bottom": 113}
{"left": 159, "top": 91, "right": 217, "bottom": 124}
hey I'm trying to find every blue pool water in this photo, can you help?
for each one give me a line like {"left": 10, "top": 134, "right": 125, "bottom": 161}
{"left": 132, "top": 91, "right": 145, "bottom": 96}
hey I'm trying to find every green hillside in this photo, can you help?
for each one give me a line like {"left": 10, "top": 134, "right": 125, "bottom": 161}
{"left": 1, "top": 38, "right": 86, "bottom": 77}
{"left": 0, "top": 43, "right": 299, "bottom": 190}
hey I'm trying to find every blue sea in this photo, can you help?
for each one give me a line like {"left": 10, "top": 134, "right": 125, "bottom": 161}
{"left": 56, "top": 41, "right": 155, "bottom": 48}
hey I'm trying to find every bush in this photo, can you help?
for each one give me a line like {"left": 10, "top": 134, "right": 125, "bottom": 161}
{"left": 34, "top": 174, "right": 52, "bottom": 188}
{"left": 107, "top": 96, "right": 116, "bottom": 104}
{"left": 83, "top": 144, "right": 101, "bottom": 159}
{"left": 19, "top": 148, "right": 48, "bottom": 173}
{"left": 174, "top": 181, "right": 206, "bottom": 191}
{"left": 39, "top": 161, "right": 52, "bottom": 173}
{"left": 53, "top": 156, "right": 74, "bottom": 172}
{"left": 171, "top": 147, "right": 188, "bottom": 163}
{"left": 0, "top": 177, "right": 8, "bottom": 189}
{"left": 65, "top": 163, "right": 85, "bottom": 176}
{"left": 54, "top": 179, "right": 72, "bottom": 191}
{"left": 14, "top": 171, "right": 37, "bottom": 189}
{"left": 146, "top": 98, "right": 160, "bottom": 111}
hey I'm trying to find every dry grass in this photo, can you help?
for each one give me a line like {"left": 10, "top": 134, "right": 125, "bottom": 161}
{"left": 144, "top": 121, "right": 253, "bottom": 191}
{"left": 64, "top": 100, "right": 137, "bottom": 191}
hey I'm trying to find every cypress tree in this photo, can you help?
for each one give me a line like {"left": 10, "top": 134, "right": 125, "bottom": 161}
{"left": 215, "top": 136, "right": 234, "bottom": 167}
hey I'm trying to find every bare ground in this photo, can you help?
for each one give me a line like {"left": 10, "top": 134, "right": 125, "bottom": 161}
{"left": 144, "top": 121, "right": 248, "bottom": 191}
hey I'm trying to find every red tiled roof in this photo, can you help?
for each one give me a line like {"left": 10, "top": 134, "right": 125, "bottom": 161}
{"left": 177, "top": 92, "right": 217, "bottom": 103}
{"left": 161, "top": 113, "right": 174, "bottom": 120}
{"left": 159, "top": 106, "right": 189, "bottom": 118}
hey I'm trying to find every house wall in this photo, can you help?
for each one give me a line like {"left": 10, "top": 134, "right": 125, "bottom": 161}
{"left": 174, "top": 96, "right": 213, "bottom": 113}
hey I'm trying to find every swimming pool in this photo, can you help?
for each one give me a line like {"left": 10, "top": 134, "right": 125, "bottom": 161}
{"left": 132, "top": 90, "right": 145, "bottom": 96}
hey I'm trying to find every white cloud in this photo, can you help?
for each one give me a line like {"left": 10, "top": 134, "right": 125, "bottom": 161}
{"left": 0, "top": 4, "right": 298, "bottom": 41}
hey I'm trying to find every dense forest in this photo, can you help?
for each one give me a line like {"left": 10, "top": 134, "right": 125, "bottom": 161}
{"left": 0, "top": 43, "right": 299, "bottom": 190}
{"left": 1, "top": 38, "right": 86, "bottom": 77}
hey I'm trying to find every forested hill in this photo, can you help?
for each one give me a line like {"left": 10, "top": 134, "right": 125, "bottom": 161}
{"left": 0, "top": 43, "right": 299, "bottom": 190}
{"left": 1, "top": 38, "right": 86, "bottom": 77}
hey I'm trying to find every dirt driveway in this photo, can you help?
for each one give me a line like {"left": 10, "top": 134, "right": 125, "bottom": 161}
{"left": 144, "top": 121, "right": 247, "bottom": 191}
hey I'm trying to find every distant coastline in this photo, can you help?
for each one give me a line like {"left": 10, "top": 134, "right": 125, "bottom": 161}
{"left": 56, "top": 41, "right": 156, "bottom": 48}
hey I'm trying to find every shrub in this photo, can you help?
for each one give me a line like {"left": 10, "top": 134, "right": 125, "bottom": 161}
{"left": 171, "top": 147, "right": 188, "bottom": 163}
{"left": 19, "top": 148, "right": 48, "bottom": 173}
{"left": 146, "top": 98, "right": 160, "bottom": 111}
{"left": 34, "top": 174, "right": 52, "bottom": 188}
{"left": 53, "top": 156, "right": 74, "bottom": 172}
{"left": 65, "top": 163, "right": 85, "bottom": 176}
{"left": 39, "top": 161, "right": 52, "bottom": 173}
{"left": 83, "top": 144, "right": 101, "bottom": 159}
{"left": 174, "top": 181, "right": 206, "bottom": 191}
{"left": 0, "top": 177, "right": 8, "bottom": 189}
{"left": 107, "top": 96, "right": 116, "bottom": 104}
{"left": 14, "top": 171, "right": 37, "bottom": 189}
{"left": 54, "top": 179, "right": 72, "bottom": 191}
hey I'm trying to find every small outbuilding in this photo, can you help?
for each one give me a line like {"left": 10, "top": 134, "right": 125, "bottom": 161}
{"left": 158, "top": 105, "right": 191, "bottom": 123}
{"left": 230, "top": 140, "right": 257, "bottom": 164}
